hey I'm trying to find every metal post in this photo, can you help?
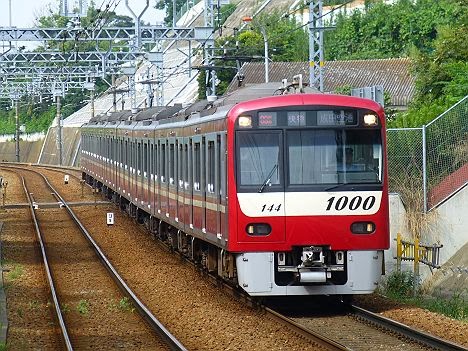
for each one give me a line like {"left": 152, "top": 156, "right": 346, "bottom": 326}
{"left": 309, "top": 0, "right": 324, "bottom": 91}
{"left": 173, "top": 0, "right": 177, "bottom": 28}
{"left": 56, "top": 95, "right": 62, "bottom": 166}
{"left": 112, "top": 73, "right": 117, "bottom": 112}
{"left": 396, "top": 232, "right": 402, "bottom": 272}
{"left": 413, "top": 237, "right": 420, "bottom": 296}
{"left": 259, "top": 27, "right": 269, "bottom": 83}
{"left": 15, "top": 100, "right": 20, "bottom": 162}
{"left": 422, "top": 125, "right": 427, "bottom": 213}
{"left": 90, "top": 88, "right": 95, "bottom": 119}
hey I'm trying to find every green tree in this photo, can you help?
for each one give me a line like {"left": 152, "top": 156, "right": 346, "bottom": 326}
{"left": 197, "top": 11, "right": 308, "bottom": 98}
{"left": 155, "top": 0, "right": 186, "bottom": 26}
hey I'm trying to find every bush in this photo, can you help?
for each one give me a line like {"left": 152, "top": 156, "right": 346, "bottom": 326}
{"left": 383, "top": 270, "right": 416, "bottom": 298}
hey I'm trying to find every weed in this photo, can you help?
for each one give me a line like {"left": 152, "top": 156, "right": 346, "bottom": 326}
{"left": 16, "top": 308, "right": 23, "bottom": 318}
{"left": 7, "top": 265, "right": 23, "bottom": 281}
{"left": 108, "top": 297, "right": 135, "bottom": 313}
{"left": 61, "top": 303, "right": 70, "bottom": 314}
{"left": 420, "top": 292, "right": 468, "bottom": 320}
{"left": 0, "top": 342, "right": 6, "bottom": 351}
{"left": 28, "top": 300, "right": 40, "bottom": 310}
{"left": 383, "top": 270, "right": 416, "bottom": 298}
{"left": 118, "top": 297, "right": 134, "bottom": 312}
{"left": 76, "top": 300, "right": 89, "bottom": 315}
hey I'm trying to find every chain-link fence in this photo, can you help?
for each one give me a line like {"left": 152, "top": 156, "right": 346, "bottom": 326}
{"left": 387, "top": 96, "right": 468, "bottom": 213}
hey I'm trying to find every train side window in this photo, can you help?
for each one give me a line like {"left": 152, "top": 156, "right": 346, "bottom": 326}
{"left": 154, "top": 143, "right": 158, "bottom": 181}
{"left": 144, "top": 142, "right": 148, "bottom": 178}
{"left": 169, "top": 143, "right": 175, "bottom": 185}
{"left": 161, "top": 142, "right": 166, "bottom": 183}
{"left": 178, "top": 142, "right": 183, "bottom": 189}
{"left": 207, "top": 140, "right": 215, "bottom": 193}
{"left": 124, "top": 140, "right": 127, "bottom": 169}
{"left": 194, "top": 142, "right": 201, "bottom": 191}
{"left": 184, "top": 143, "right": 189, "bottom": 190}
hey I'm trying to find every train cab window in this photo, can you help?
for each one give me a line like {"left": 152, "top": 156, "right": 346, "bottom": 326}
{"left": 236, "top": 132, "right": 281, "bottom": 190}
{"left": 286, "top": 129, "right": 382, "bottom": 187}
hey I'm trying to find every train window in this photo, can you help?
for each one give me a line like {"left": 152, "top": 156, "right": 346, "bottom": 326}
{"left": 207, "top": 140, "right": 215, "bottom": 193}
{"left": 236, "top": 132, "right": 281, "bottom": 188}
{"left": 144, "top": 142, "right": 148, "bottom": 177}
{"left": 153, "top": 144, "right": 159, "bottom": 181}
{"left": 194, "top": 142, "right": 201, "bottom": 191}
{"left": 184, "top": 143, "right": 189, "bottom": 190}
{"left": 124, "top": 140, "right": 128, "bottom": 168}
{"left": 161, "top": 142, "right": 166, "bottom": 183}
{"left": 286, "top": 129, "right": 382, "bottom": 186}
{"left": 178, "top": 143, "right": 183, "bottom": 189}
{"left": 169, "top": 143, "right": 175, "bottom": 185}
{"left": 137, "top": 142, "right": 142, "bottom": 175}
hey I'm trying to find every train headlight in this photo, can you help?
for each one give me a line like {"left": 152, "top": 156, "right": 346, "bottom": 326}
{"left": 246, "top": 223, "right": 271, "bottom": 236}
{"left": 363, "top": 113, "right": 378, "bottom": 126}
{"left": 351, "top": 222, "right": 375, "bottom": 234}
{"left": 238, "top": 115, "right": 252, "bottom": 128}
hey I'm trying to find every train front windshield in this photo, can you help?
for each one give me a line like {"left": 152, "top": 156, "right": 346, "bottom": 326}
{"left": 236, "top": 109, "right": 383, "bottom": 192}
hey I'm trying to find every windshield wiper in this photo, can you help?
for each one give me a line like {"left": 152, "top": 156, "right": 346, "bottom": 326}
{"left": 258, "top": 164, "right": 278, "bottom": 193}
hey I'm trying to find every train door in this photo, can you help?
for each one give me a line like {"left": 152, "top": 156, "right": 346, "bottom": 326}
{"left": 125, "top": 138, "right": 130, "bottom": 199}
{"left": 160, "top": 138, "right": 169, "bottom": 217}
{"left": 131, "top": 139, "right": 137, "bottom": 202}
{"left": 191, "top": 135, "right": 205, "bottom": 234}
{"left": 142, "top": 139, "right": 149, "bottom": 211}
{"left": 154, "top": 140, "right": 160, "bottom": 216}
{"left": 205, "top": 133, "right": 221, "bottom": 239}
{"left": 168, "top": 137, "right": 177, "bottom": 220}
{"left": 176, "top": 138, "right": 185, "bottom": 228}
{"left": 219, "top": 132, "right": 228, "bottom": 240}
{"left": 185, "top": 137, "right": 193, "bottom": 232}
{"left": 149, "top": 140, "right": 155, "bottom": 216}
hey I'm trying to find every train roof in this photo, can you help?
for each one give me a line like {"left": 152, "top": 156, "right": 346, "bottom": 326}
{"left": 84, "top": 82, "right": 319, "bottom": 126}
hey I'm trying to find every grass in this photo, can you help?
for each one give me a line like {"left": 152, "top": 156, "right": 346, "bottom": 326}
{"left": 6, "top": 265, "right": 24, "bottom": 281}
{"left": 381, "top": 271, "right": 468, "bottom": 321}
{"left": 76, "top": 300, "right": 89, "bottom": 315}
{"left": 109, "top": 297, "right": 135, "bottom": 313}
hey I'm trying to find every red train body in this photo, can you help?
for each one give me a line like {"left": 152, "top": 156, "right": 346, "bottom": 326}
{"left": 81, "top": 84, "right": 389, "bottom": 296}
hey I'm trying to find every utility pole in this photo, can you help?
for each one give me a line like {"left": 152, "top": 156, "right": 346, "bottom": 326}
{"left": 309, "top": 0, "right": 324, "bottom": 91}
{"left": 204, "top": 0, "right": 216, "bottom": 99}
{"left": 55, "top": 94, "right": 63, "bottom": 166}
{"left": 15, "top": 99, "right": 20, "bottom": 162}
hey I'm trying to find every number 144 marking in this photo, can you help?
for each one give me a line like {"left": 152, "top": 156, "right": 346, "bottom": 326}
{"left": 261, "top": 204, "right": 282, "bottom": 212}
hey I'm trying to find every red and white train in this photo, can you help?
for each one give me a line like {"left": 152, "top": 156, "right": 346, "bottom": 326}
{"left": 81, "top": 82, "right": 389, "bottom": 296}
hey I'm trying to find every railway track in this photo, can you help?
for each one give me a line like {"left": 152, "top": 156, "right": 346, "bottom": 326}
{"left": 265, "top": 298, "right": 467, "bottom": 351}
{"left": 5, "top": 166, "right": 186, "bottom": 350}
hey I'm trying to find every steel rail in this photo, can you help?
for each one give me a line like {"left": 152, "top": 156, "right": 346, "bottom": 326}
{"left": 350, "top": 304, "right": 468, "bottom": 351}
{"left": 264, "top": 307, "right": 350, "bottom": 351}
{"left": 18, "top": 173, "right": 73, "bottom": 350}
{"left": 37, "top": 170, "right": 187, "bottom": 351}
{"left": 160, "top": 244, "right": 348, "bottom": 351}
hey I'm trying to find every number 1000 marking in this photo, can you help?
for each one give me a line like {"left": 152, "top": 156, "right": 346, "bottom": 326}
{"left": 326, "top": 195, "right": 376, "bottom": 211}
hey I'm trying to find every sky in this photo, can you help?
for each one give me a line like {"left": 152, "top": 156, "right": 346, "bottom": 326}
{"left": 0, "top": 0, "right": 165, "bottom": 27}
